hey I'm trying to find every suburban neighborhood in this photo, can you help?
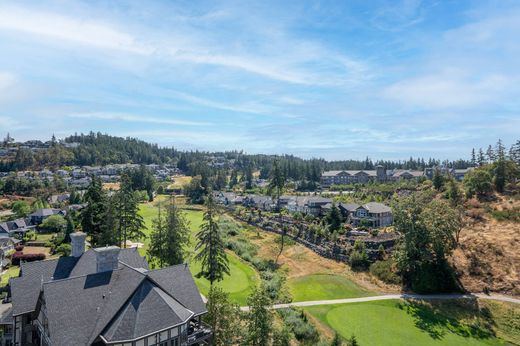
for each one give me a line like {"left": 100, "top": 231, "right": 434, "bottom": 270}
{"left": 1, "top": 1, "right": 519, "bottom": 345}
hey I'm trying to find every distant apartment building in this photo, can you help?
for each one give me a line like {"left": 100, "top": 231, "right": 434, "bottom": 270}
{"left": 321, "top": 165, "right": 427, "bottom": 186}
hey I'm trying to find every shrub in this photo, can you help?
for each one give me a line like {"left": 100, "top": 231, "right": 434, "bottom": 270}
{"left": 466, "top": 208, "right": 484, "bottom": 221}
{"left": 489, "top": 207, "right": 520, "bottom": 222}
{"left": 55, "top": 243, "right": 72, "bottom": 257}
{"left": 370, "top": 259, "right": 401, "bottom": 285}
{"left": 14, "top": 245, "right": 24, "bottom": 252}
{"left": 12, "top": 252, "right": 45, "bottom": 265}
{"left": 277, "top": 308, "right": 319, "bottom": 343}
{"left": 349, "top": 240, "right": 369, "bottom": 269}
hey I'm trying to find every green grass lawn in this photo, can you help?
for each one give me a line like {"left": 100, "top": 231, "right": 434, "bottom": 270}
{"left": 289, "top": 274, "right": 373, "bottom": 302}
{"left": 138, "top": 199, "right": 259, "bottom": 305}
{"left": 0, "top": 266, "right": 20, "bottom": 287}
{"left": 305, "top": 300, "right": 508, "bottom": 346}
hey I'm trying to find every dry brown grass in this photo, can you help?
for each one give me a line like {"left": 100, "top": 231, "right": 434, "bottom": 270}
{"left": 452, "top": 196, "right": 520, "bottom": 296}
{"left": 23, "top": 246, "right": 51, "bottom": 257}
{"left": 102, "top": 182, "right": 120, "bottom": 191}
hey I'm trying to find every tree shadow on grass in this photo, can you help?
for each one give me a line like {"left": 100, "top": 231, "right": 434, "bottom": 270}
{"left": 398, "top": 299, "right": 497, "bottom": 342}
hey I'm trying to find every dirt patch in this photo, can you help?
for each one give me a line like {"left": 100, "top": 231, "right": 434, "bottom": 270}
{"left": 22, "top": 246, "right": 51, "bottom": 257}
{"left": 452, "top": 196, "right": 520, "bottom": 295}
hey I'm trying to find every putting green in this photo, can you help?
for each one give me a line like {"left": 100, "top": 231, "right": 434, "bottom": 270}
{"left": 307, "top": 300, "right": 504, "bottom": 346}
{"left": 289, "top": 274, "right": 372, "bottom": 302}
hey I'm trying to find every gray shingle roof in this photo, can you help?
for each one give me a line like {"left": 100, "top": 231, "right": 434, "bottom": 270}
{"left": 364, "top": 202, "right": 392, "bottom": 214}
{"left": 10, "top": 248, "right": 148, "bottom": 316}
{"left": 43, "top": 265, "right": 146, "bottom": 346}
{"left": 101, "top": 279, "right": 193, "bottom": 343}
{"left": 147, "top": 265, "right": 207, "bottom": 316}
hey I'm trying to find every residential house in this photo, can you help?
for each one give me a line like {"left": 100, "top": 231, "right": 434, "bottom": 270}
{"left": 243, "top": 195, "right": 274, "bottom": 211}
{"left": 305, "top": 197, "right": 333, "bottom": 216}
{"left": 340, "top": 202, "right": 393, "bottom": 228}
{"left": 28, "top": 209, "right": 65, "bottom": 225}
{"left": 0, "top": 219, "right": 35, "bottom": 238}
{"left": 0, "top": 236, "right": 20, "bottom": 269}
{"left": 4, "top": 232, "right": 211, "bottom": 346}
{"left": 48, "top": 193, "right": 71, "bottom": 205}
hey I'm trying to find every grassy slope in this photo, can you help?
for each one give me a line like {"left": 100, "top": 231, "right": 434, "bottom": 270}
{"left": 231, "top": 217, "right": 376, "bottom": 302}
{"left": 138, "top": 197, "right": 258, "bottom": 305}
{"left": 305, "top": 299, "right": 509, "bottom": 346}
{"left": 289, "top": 274, "right": 373, "bottom": 301}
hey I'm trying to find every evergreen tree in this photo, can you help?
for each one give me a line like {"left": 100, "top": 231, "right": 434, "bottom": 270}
{"left": 432, "top": 169, "right": 444, "bottom": 190}
{"left": 246, "top": 285, "right": 272, "bottom": 346}
{"left": 272, "top": 326, "right": 291, "bottom": 346}
{"left": 64, "top": 214, "right": 75, "bottom": 243}
{"left": 471, "top": 148, "right": 476, "bottom": 167}
{"left": 268, "top": 160, "right": 286, "bottom": 211}
{"left": 195, "top": 193, "right": 230, "bottom": 285}
{"left": 148, "top": 197, "right": 190, "bottom": 267}
{"left": 116, "top": 174, "right": 146, "bottom": 248}
{"left": 494, "top": 158, "right": 506, "bottom": 193}
{"left": 347, "top": 335, "right": 359, "bottom": 346}
{"left": 510, "top": 140, "right": 520, "bottom": 165}
{"left": 99, "top": 195, "right": 120, "bottom": 246}
{"left": 229, "top": 170, "right": 238, "bottom": 188}
{"left": 477, "top": 148, "right": 485, "bottom": 166}
{"left": 326, "top": 202, "right": 343, "bottom": 232}
{"left": 486, "top": 145, "right": 495, "bottom": 163}
{"left": 205, "top": 286, "right": 241, "bottom": 346}
{"left": 447, "top": 178, "right": 462, "bottom": 207}
{"left": 81, "top": 176, "right": 107, "bottom": 247}
{"left": 330, "top": 332, "right": 343, "bottom": 346}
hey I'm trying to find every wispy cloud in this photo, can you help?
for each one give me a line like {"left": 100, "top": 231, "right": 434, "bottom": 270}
{"left": 69, "top": 112, "right": 212, "bottom": 126}
{"left": 0, "top": 5, "right": 151, "bottom": 54}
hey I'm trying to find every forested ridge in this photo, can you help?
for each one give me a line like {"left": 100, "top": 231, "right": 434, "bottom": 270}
{"left": 3, "top": 132, "right": 514, "bottom": 182}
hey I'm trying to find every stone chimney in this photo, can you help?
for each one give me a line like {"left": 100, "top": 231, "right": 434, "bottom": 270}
{"left": 93, "top": 246, "right": 120, "bottom": 273}
{"left": 70, "top": 231, "right": 87, "bottom": 257}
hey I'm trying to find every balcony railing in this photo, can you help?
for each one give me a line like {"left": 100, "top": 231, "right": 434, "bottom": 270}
{"left": 187, "top": 321, "right": 212, "bottom": 345}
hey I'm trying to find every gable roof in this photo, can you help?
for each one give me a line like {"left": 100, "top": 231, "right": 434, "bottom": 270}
{"left": 364, "top": 202, "right": 392, "bottom": 214}
{"left": 10, "top": 246, "right": 205, "bottom": 346}
{"left": 10, "top": 248, "right": 148, "bottom": 316}
{"left": 101, "top": 279, "right": 193, "bottom": 343}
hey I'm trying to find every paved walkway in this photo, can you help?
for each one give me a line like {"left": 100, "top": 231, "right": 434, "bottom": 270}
{"left": 240, "top": 293, "right": 520, "bottom": 311}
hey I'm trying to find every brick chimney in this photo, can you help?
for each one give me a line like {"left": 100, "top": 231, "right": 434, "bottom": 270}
{"left": 70, "top": 231, "right": 87, "bottom": 257}
{"left": 93, "top": 246, "right": 120, "bottom": 273}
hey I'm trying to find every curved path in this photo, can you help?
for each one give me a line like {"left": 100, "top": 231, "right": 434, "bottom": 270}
{"left": 240, "top": 293, "right": 520, "bottom": 311}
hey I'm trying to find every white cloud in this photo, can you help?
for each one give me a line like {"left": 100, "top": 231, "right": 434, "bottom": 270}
{"left": 383, "top": 70, "right": 513, "bottom": 108}
{"left": 0, "top": 5, "right": 151, "bottom": 54}
{"left": 69, "top": 112, "right": 211, "bottom": 126}
{"left": 0, "top": 72, "right": 16, "bottom": 91}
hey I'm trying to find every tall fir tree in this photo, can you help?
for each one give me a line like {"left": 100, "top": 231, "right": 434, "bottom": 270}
{"left": 81, "top": 176, "right": 107, "bottom": 247}
{"left": 205, "top": 286, "right": 242, "bottom": 346}
{"left": 195, "top": 192, "right": 230, "bottom": 285}
{"left": 432, "top": 168, "right": 444, "bottom": 190}
{"left": 246, "top": 285, "right": 273, "bottom": 346}
{"left": 116, "top": 174, "right": 146, "bottom": 248}
{"left": 148, "top": 197, "right": 190, "bottom": 267}
{"left": 478, "top": 148, "right": 485, "bottom": 166}
{"left": 471, "top": 148, "right": 476, "bottom": 167}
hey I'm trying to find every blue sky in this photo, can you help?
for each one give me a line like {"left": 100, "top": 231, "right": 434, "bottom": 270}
{"left": 0, "top": 0, "right": 519, "bottom": 160}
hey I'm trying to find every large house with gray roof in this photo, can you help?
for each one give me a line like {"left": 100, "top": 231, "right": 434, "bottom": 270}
{"left": 339, "top": 202, "right": 393, "bottom": 228}
{"left": 4, "top": 232, "right": 211, "bottom": 346}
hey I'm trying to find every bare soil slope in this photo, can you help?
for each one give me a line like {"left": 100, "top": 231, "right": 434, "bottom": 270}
{"left": 453, "top": 196, "right": 520, "bottom": 295}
